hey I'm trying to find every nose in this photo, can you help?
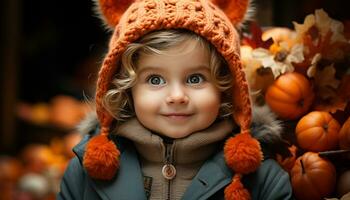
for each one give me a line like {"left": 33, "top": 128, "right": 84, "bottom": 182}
{"left": 166, "top": 84, "right": 189, "bottom": 104}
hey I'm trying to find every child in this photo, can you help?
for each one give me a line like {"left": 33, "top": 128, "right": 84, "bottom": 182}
{"left": 58, "top": 0, "right": 293, "bottom": 199}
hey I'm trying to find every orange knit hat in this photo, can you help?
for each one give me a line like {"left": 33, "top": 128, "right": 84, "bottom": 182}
{"left": 84, "top": 0, "right": 263, "bottom": 199}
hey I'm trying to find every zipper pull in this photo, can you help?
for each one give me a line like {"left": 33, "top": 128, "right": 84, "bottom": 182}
{"left": 162, "top": 164, "right": 176, "bottom": 180}
{"left": 162, "top": 142, "right": 176, "bottom": 180}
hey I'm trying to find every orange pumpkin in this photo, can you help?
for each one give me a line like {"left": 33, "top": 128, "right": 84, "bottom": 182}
{"left": 265, "top": 72, "right": 314, "bottom": 119}
{"left": 291, "top": 152, "right": 336, "bottom": 200}
{"left": 339, "top": 116, "right": 350, "bottom": 149}
{"left": 296, "top": 111, "right": 340, "bottom": 152}
{"left": 0, "top": 156, "right": 23, "bottom": 183}
{"left": 49, "top": 95, "right": 86, "bottom": 128}
{"left": 20, "top": 144, "right": 53, "bottom": 173}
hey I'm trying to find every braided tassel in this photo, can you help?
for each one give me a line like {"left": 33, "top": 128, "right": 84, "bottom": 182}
{"left": 83, "top": 127, "right": 120, "bottom": 180}
{"left": 225, "top": 174, "right": 250, "bottom": 200}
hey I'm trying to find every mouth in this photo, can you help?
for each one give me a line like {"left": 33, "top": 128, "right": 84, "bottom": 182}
{"left": 162, "top": 113, "right": 193, "bottom": 120}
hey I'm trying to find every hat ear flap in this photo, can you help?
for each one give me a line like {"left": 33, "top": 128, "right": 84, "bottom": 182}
{"left": 93, "top": 0, "right": 135, "bottom": 29}
{"left": 210, "top": 0, "right": 254, "bottom": 26}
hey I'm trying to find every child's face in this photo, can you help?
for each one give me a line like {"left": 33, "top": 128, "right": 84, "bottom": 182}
{"left": 131, "top": 39, "right": 221, "bottom": 138}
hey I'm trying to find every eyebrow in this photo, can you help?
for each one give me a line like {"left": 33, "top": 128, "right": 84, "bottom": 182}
{"left": 137, "top": 65, "right": 210, "bottom": 74}
{"left": 186, "top": 65, "right": 211, "bottom": 72}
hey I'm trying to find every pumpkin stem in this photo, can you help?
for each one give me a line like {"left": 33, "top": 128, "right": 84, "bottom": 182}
{"left": 323, "top": 124, "right": 328, "bottom": 131}
{"left": 300, "top": 159, "right": 305, "bottom": 174}
{"left": 298, "top": 99, "right": 304, "bottom": 107}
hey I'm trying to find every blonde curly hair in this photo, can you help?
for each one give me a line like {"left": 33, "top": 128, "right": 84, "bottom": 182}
{"left": 102, "top": 29, "right": 233, "bottom": 122}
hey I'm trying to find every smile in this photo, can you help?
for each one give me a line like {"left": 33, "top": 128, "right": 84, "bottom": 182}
{"left": 162, "top": 113, "right": 193, "bottom": 121}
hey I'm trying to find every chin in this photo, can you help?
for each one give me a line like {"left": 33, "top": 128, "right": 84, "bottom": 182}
{"left": 159, "top": 129, "right": 193, "bottom": 139}
{"left": 148, "top": 128, "right": 190, "bottom": 139}
{"left": 169, "top": 133, "right": 191, "bottom": 139}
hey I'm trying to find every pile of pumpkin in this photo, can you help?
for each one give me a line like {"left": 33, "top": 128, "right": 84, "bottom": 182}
{"left": 0, "top": 95, "right": 89, "bottom": 199}
{"left": 241, "top": 9, "right": 350, "bottom": 200}
{"left": 266, "top": 72, "right": 350, "bottom": 200}
{"left": 17, "top": 95, "right": 91, "bottom": 129}
{"left": 0, "top": 132, "right": 82, "bottom": 200}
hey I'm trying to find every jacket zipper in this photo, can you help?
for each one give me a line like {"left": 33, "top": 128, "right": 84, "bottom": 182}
{"left": 163, "top": 141, "right": 176, "bottom": 200}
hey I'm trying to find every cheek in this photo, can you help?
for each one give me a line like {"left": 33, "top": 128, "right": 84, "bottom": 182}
{"left": 132, "top": 87, "right": 161, "bottom": 115}
{"left": 194, "top": 88, "right": 221, "bottom": 113}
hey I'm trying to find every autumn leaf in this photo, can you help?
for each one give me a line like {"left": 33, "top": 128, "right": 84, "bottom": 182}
{"left": 293, "top": 9, "right": 350, "bottom": 73}
{"left": 242, "top": 22, "right": 273, "bottom": 49}
{"left": 312, "top": 64, "right": 347, "bottom": 113}
{"left": 294, "top": 9, "right": 347, "bottom": 44}
{"left": 276, "top": 145, "right": 297, "bottom": 173}
{"left": 306, "top": 53, "right": 322, "bottom": 78}
{"left": 314, "top": 95, "right": 347, "bottom": 114}
{"left": 314, "top": 64, "right": 340, "bottom": 96}
{"left": 303, "top": 30, "right": 350, "bottom": 61}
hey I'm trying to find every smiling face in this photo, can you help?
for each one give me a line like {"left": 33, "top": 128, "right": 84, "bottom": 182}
{"left": 131, "top": 39, "right": 221, "bottom": 138}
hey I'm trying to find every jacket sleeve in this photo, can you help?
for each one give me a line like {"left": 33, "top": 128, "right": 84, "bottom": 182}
{"left": 57, "top": 157, "right": 86, "bottom": 200}
{"left": 244, "top": 159, "right": 295, "bottom": 200}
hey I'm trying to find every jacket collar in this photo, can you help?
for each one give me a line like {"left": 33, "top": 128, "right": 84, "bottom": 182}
{"left": 73, "top": 132, "right": 232, "bottom": 200}
{"left": 182, "top": 151, "right": 233, "bottom": 200}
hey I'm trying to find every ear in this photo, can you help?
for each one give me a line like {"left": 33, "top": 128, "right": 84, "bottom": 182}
{"left": 93, "top": 0, "right": 135, "bottom": 29}
{"left": 211, "top": 0, "right": 254, "bottom": 26}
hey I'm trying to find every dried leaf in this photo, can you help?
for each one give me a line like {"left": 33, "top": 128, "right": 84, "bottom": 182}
{"left": 293, "top": 13, "right": 316, "bottom": 43}
{"left": 294, "top": 9, "right": 350, "bottom": 64}
{"left": 242, "top": 22, "right": 273, "bottom": 49}
{"left": 314, "top": 64, "right": 340, "bottom": 90}
{"left": 295, "top": 9, "right": 346, "bottom": 44}
{"left": 276, "top": 145, "right": 297, "bottom": 173}
{"left": 313, "top": 65, "right": 345, "bottom": 113}
{"left": 306, "top": 53, "right": 322, "bottom": 78}
{"left": 314, "top": 95, "right": 347, "bottom": 113}
{"left": 315, "top": 9, "right": 347, "bottom": 43}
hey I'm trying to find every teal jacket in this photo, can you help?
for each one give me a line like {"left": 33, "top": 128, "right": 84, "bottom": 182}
{"left": 57, "top": 133, "right": 294, "bottom": 200}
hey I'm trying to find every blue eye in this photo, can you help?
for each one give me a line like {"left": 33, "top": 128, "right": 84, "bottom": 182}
{"left": 148, "top": 75, "right": 166, "bottom": 85}
{"left": 187, "top": 74, "right": 205, "bottom": 84}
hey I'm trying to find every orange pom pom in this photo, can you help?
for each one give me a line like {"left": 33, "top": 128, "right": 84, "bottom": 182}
{"left": 224, "top": 132, "right": 263, "bottom": 174}
{"left": 83, "top": 134, "right": 120, "bottom": 180}
{"left": 225, "top": 174, "right": 251, "bottom": 200}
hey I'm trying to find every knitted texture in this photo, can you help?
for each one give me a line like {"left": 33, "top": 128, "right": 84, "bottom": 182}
{"left": 85, "top": 0, "right": 263, "bottom": 199}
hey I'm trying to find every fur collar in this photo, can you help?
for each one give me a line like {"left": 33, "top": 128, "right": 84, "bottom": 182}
{"left": 76, "top": 105, "right": 289, "bottom": 157}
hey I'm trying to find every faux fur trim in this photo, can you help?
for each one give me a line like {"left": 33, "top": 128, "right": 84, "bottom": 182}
{"left": 251, "top": 105, "right": 290, "bottom": 157}
{"left": 251, "top": 105, "right": 283, "bottom": 143}
{"left": 77, "top": 104, "right": 287, "bottom": 153}
{"left": 76, "top": 111, "right": 99, "bottom": 135}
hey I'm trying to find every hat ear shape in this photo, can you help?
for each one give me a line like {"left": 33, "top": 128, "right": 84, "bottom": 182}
{"left": 93, "top": 0, "right": 135, "bottom": 29}
{"left": 210, "top": 0, "right": 254, "bottom": 26}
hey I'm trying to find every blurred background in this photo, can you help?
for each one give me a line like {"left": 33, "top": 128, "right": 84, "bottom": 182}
{"left": 0, "top": 0, "right": 349, "bottom": 199}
